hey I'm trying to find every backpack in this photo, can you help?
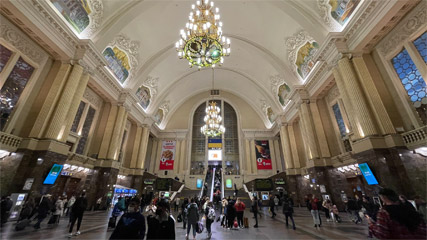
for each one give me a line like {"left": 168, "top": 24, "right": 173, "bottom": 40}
{"left": 207, "top": 207, "right": 216, "bottom": 220}
{"left": 196, "top": 221, "right": 204, "bottom": 234}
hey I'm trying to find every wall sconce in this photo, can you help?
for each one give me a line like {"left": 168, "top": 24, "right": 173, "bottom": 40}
{"left": 37, "top": 158, "right": 44, "bottom": 165}
{"left": 304, "top": 175, "right": 310, "bottom": 179}
{"left": 63, "top": 164, "right": 70, "bottom": 170}
{"left": 71, "top": 165, "right": 78, "bottom": 171}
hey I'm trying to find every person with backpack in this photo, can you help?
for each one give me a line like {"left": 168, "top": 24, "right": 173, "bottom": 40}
{"left": 234, "top": 198, "right": 246, "bottom": 228}
{"left": 251, "top": 196, "right": 259, "bottom": 228}
{"left": 181, "top": 198, "right": 189, "bottom": 229}
{"left": 226, "top": 200, "right": 236, "bottom": 229}
{"left": 146, "top": 198, "right": 175, "bottom": 239}
{"left": 186, "top": 198, "right": 199, "bottom": 240}
{"left": 205, "top": 202, "right": 215, "bottom": 239}
{"left": 68, "top": 192, "right": 87, "bottom": 237}
{"left": 110, "top": 199, "right": 145, "bottom": 239}
{"left": 283, "top": 196, "right": 296, "bottom": 230}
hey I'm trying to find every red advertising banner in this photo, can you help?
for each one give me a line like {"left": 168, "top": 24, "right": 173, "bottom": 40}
{"left": 159, "top": 141, "right": 176, "bottom": 170}
{"left": 255, "top": 140, "right": 272, "bottom": 170}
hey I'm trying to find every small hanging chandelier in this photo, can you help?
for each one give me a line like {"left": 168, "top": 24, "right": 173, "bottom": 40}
{"left": 201, "top": 69, "right": 225, "bottom": 137}
{"left": 176, "top": 0, "right": 231, "bottom": 69}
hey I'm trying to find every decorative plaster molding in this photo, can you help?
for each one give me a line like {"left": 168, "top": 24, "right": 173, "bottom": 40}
{"left": 83, "top": 87, "right": 103, "bottom": 109}
{"left": 285, "top": 30, "right": 316, "bottom": 78}
{"left": 326, "top": 85, "right": 340, "bottom": 104}
{"left": 270, "top": 75, "right": 285, "bottom": 95}
{"left": 142, "top": 76, "right": 159, "bottom": 99}
{"left": 377, "top": 3, "right": 426, "bottom": 57}
{"left": 77, "top": 59, "right": 94, "bottom": 75}
{"left": 107, "top": 34, "right": 140, "bottom": 82}
{"left": 344, "top": 0, "right": 379, "bottom": 41}
{"left": 83, "top": 0, "right": 104, "bottom": 38}
{"left": 159, "top": 100, "right": 170, "bottom": 115}
{"left": 0, "top": 18, "right": 48, "bottom": 64}
{"left": 316, "top": 0, "right": 341, "bottom": 32}
{"left": 260, "top": 99, "right": 269, "bottom": 113}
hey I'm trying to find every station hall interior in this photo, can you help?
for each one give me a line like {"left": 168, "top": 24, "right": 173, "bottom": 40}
{"left": 0, "top": 0, "right": 426, "bottom": 239}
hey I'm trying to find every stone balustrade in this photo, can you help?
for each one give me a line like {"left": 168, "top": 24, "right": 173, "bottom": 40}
{"left": 402, "top": 126, "right": 427, "bottom": 149}
{"left": 0, "top": 131, "right": 22, "bottom": 152}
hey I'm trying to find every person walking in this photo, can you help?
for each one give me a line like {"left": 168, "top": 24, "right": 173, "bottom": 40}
{"left": 174, "top": 197, "right": 180, "bottom": 212}
{"left": 52, "top": 196, "right": 64, "bottom": 224}
{"left": 205, "top": 202, "right": 215, "bottom": 239}
{"left": 65, "top": 196, "right": 75, "bottom": 217}
{"left": 283, "top": 196, "right": 296, "bottom": 230}
{"left": 146, "top": 199, "right": 175, "bottom": 239}
{"left": 110, "top": 199, "right": 145, "bottom": 239}
{"left": 251, "top": 196, "right": 259, "bottom": 228}
{"left": 308, "top": 195, "right": 321, "bottom": 228}
{"left": 33, "top": 194, "right": 52, "bottom": 229}
{"left": 18, "top": 197, "right": 34, "bottom": 223}
{"left": 221, "top": 197, "right": 228, "bottom": 227}
{"left": 322, "top": 199, "right": 332, "bottom": 222}
{"left": 369, "top": 188, "right": 426, "bottom": 239}
{"left": 269, "top": 194, "right": 276, "bottom": 218}
{"left": 68, "top": 192, "right": 87, "bottom": 237}
{"left": 347, "top": 197, "right": 362, "bottom": 224}
{"left": 234, "top": 198, "right": 246, "bottom": 228}
{"left": 274, "top": 195, "right": 279, "bottom": 212}
{"left": 226, "top": 200, "right": 236, "bottom": 229}
{"left": 331, "top": 205, "right": 341, "bottom": 223}
{"left": 186, "top": 198, "right": 199, "bottom": 240}
{"left": 181, "top": 198, "right": 189, "bottom": 229}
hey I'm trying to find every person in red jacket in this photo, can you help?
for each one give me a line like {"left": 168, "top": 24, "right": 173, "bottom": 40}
{"left": 369, "top": 188, "right": 426, "bottom": 239}
{"left": 234, "top": 198, "right": 246, "bottom": 228}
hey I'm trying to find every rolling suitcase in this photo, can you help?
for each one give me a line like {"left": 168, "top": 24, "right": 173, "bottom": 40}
{"left": 108, "top": 216, "right": 117, "bottom": 228}
{"left": 15, "top": 219, "right": 30, "bottom": 231}
{"left": 243, "top": 217, "right": 249, "bottom": 228}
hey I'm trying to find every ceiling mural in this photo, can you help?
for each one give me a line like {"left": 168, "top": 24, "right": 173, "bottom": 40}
{"left": 317, "top": 0, "right": 361, "bottom": 31}
{"left": 154, "top": 108, "right": 164, "bottom": 126}
{"left": 135, "top": 85, "right": 151, "bottom": 110}
{"left": 103, "top": 34, "right": 140, "bottom": 85}
{"left": 49, "top": 0, "right": 103, "bottom": 38}
{"left": 260, "top": 99, "right": 276, "bottom": 127}
{"left": 266, "top": 107, "right": 276, "bottom": 125}
{"left": 286, "top": 30, "right": 319, "bottom": 81}
{"left": 270, "top": 75, "right": 291, "bottom": 108}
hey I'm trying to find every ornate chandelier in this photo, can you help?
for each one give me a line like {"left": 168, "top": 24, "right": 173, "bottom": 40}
{"left": 201, "top": 101, "right": 225, "bottom": 137}
{"left": 176, "top": 0, "right": 230, "bottom": 68}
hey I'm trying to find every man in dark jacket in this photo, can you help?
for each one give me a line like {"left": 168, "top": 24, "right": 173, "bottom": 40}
{"left": 34, "top": 194, "right": 52, "bottom": 229}
{"left": 252, "top": 196, "right": 259, "bottom": 228}
{"left": 146, "top": 198, "right": 175, "bottom": 239}
{"left": 69, "top": 192, "right": 88, "bottom": 237}
{"left": 269, "top": 194, "right": 276, "bottom": 217}
{"left": 110, "top": 199, "right": 145, "bottom": 239}
{"left": 185, "top": 198, "right": 199, "bottom": 240}
{"left": 283, "top": 196, "right": 296, "bottom": 230}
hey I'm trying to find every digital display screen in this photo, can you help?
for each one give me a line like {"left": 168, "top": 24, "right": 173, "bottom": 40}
{"left": 275, "top": 178, "right": 285, "bottom": 185}
{"left": 226, "top": 179, "right": 232, "bottom": 189}
{"left": 144, "top": 179, "right": 155, "bottom": 184}
{"left": 358, "top": 163, "right": 379, "bottom": 185}
{"left": 43, "top": 164, "right": 63, "bottom": 185}
{"left": 196, "top": 179, "right": 203, "bottom": 189}
{"left": 156, "top": 178, "right": 171, "bottom": 191}
{"left": 262, "top": 193, "right": 269, "bottom": 200}
{"left": 164, "top": 192, "right": 170, "bottom": 198}
{"left": 208, "top": 150, "right": 222, "bottom": 161}
{"left": 255, "top": 179, "right": 274, "bottom": 191}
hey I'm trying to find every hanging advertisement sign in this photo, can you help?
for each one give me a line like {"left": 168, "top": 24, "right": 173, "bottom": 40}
{"left": 255, "top": 140, "right": 272, "bottom": 170}
{"left": 159, "top": 141, "right": 176, "bottom": 170}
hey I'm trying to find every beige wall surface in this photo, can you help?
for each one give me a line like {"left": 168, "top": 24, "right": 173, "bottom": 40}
{"left": 165, "top": 91, "right": 266, "bottom": 130}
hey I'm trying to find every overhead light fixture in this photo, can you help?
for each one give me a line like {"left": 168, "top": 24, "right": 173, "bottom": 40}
{"left": 201, "top": 69, "right": 225, "bottom": 137}
{"left": 176, "top": 0, "right": 230, "bottom": 68}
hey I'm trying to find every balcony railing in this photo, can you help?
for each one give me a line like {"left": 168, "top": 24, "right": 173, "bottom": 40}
{"left": 0, "top": 131, "right": 22, "bottom": 152}
{"left": 402, "top": 126, "right": 427, "bottom": 149}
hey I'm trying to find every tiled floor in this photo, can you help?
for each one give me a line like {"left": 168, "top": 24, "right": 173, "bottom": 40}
{"left": 0, "top": 207, "right": 369, "bottom": 239}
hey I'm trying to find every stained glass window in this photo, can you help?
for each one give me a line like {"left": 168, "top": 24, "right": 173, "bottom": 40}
{"left": 0, "top": 44, "right": 12, "bottom": 73}
{"left": 392, "top": 48, "right": 427, "bottom": 124}
{"left": 192, "top": 103, "right": 206, "bottom": 155}
{"left": 0, "top": 57, "right": 35, "bottom": 130}
{"left": 76, "top": 106, "right": 96, "bottom": 154}
{"left": 224, "top": 102, "right": 238, "bottom": 155}
{"left": 332, "top": 103, "right": 346, "bottom": 138}
{"left": 413, "top": 32, "right": 427, "bottom": 63}
{"left": 71, "top": 101, "right": 86, "bottom": 133}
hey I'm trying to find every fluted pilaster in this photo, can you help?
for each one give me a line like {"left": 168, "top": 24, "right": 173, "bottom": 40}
{"left": 299, "top": 102, "right": 319, "bottom": 159}
{"left": 280, "top": 124, "right": 294, "bottom": 169}
{"left": 309, "top": 102, "right": 331, "bottom": 157}
{"left": 245, "top": 139, "right": 253, "bottom": 174}
{"left": 136, "top": 126, "right": 149, "bottom": 169}
{"left": 98, "top": 105, "right": 118, "bottom": 159}
{"left": 288, "top": 124, "right": 301, "bottom": 169}
{"left": 130, "top": 126, "right": 142, "bottom": 168}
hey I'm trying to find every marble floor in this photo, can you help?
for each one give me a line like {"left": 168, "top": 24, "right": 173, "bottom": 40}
{"left": 1, "top": 207, "right": 369, "bottom": 239}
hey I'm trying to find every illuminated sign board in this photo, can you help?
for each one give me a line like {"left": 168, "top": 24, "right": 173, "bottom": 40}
{"left": 208, "top": 150, "right": 222, "bottom": 161}
{"left": 196, "top": 179, "right": 203, "bottom": 189}
{"left": 43, "top": 164, "right": 63, "bottom": 185}
{"left": 358, "top": 163, "right": 379, "bottom": 185}
{"left": 226, "top": 179, "right": 232, "bottom": 189}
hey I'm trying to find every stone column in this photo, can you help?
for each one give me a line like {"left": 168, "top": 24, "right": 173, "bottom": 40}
{"left": 98, "top": 105, "right": 118, "bottom": 159}
{"left": 107, "top": 106, "right": 127, "bottom": 160}
{"left": 30, "top": 62, "right": 71, "bottom": 138}
{"left": 353, "top": 55, "right": 396, "bottom": 135}
{"left": 130, "top": 126, "right": 142, "bottom": 168}
{"left": 310, "top": 102, "right": 331, "bottom": 158}
{"left": 288, "top": 124, "right": 301, "bottom": 169}
{"left": 60, "top": 72, "right": 90, "bottom": 142}
{"left": 338, "top": 57, "right": 378, "bottom": 138}
{"left": 44, "top": 64, "right": 84, "bottom": 140}
{"left": 136, "top": 126, "right": 150, "bottom": 169}
{"left": 153, "top": 140, "right": 163, "bottom": 174}
{"left": 273, "top": 139, "right": 283, "bottom": 172}
{"left": 249, "top": 139, "right": 257, "bottom": 175}
{"left": 179, "top": 139, "right": 186, "bottom": 174}
{"left": 332, "top": 68, "right": 360, "bottom": 139}
{"left": 280, "top": 124, "right": 294, "bottom": 169}
{"left": 299, "top": 102, "right": 319, "bottom": 159}
{"left": 269, "top": 140, "right": 278, "bottom": 173}
{"left": 244, "top": 139, "right": 252, "bottom": 174}
{"left": 174, "top": 140, "right": 181, "bottom": 174}
{"left": 149, "top": 140, "right": 159, "bottom": 173}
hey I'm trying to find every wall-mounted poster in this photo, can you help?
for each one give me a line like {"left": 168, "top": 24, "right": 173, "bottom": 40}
{"left": 159, "top": 140, "right": 176, "bottom": 170}
{"left": 51, "top": 0, "right": 91, "bottom": 33}
{"left": 136, "top": 85, "right": 151, "bottom": 110}
{"left": 329, "top": 0, "right": 361, "bottom": 26}
{"left": 43, "top": 164, "right": 63, "bottom": 184}
{"left": 103, "top": 46, "right": 130, "bottom": 83}
{"left": 154, "top": 109, "right": 164, "bottom": 126}
{"left": 278, "top": 83, "right": 291, "bottom": 107}
{"left": 255, "top": 140, "right": 272, "bottom": 170}
{"left": 296, "top": 41, "right": 319, "bottom": 79}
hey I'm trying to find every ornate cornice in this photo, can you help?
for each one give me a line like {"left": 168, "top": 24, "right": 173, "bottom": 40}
{"left": 142, "top": 75, "right": 159, "bottom": 99}
{"left": 377, "top": 1, "right": 426, "bottom": 57}
{"left": 83, "top": 0, "right": 104, "bottom": 38}
{"left": 83, "top": 87, "right": 103, "bottom": 109}
{"left": 0, "top": 18, "right": 48, "bottom": 64}
{"left": 344, "top": 0, "right": 379, "bottom": 41}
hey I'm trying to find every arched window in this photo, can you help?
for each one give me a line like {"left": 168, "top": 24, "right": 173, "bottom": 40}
{"left": 190, "top": 100, "right": 240, "bottom": 175}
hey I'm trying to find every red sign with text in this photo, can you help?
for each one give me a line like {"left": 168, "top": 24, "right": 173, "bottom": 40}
{"left": 255, "top": 140, "right": 272, "bottom": 170}
{"left": 159, "top": 141, "right": 176, "bottom": 170}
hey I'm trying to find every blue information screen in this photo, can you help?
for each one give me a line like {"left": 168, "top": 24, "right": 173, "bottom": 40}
{"left": 358, "top": 163, "right": 379, "bottom": 185}
{"left": 196, "top": 179, "right": 203, "bottom": 189}
{"left": 43, "top": 164, "right": 63, "bottom": 184}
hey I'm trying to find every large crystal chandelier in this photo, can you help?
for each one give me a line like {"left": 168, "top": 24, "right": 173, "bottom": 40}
{"left": 201, "top": 101, "right": 225, "bottom": 137}
{"left": 176, "top": 0, "right": 230, "bottom": 68}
